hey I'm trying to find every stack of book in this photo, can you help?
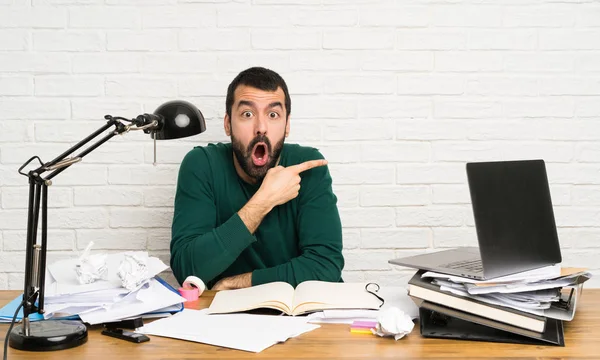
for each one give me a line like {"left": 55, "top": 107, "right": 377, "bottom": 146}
{"left": 407, "top": 267, "right": 591, "bottom": 346}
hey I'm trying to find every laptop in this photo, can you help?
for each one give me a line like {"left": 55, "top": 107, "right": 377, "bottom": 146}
{"left": 388, "top": 159, "right": 562, "bottom": 280}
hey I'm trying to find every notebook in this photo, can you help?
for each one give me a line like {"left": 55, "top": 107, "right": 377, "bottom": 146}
{"left": 207, "top": 281, "right": 383, "bottom": 316}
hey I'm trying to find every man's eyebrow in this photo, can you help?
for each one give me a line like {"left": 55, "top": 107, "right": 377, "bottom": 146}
{"left": 236, "top": 100, "right": 255, "bottom": 108}
{"left": 268, "top": 101, "right": 283, "bottom": 109}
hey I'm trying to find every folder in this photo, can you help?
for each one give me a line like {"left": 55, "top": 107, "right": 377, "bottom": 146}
{"left": 417, "top": 300, "right": 565, "bottom": 346}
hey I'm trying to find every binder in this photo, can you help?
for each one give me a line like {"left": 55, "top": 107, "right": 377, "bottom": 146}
{"left": 417, "top": 300, "right": 565, "bottom": 346}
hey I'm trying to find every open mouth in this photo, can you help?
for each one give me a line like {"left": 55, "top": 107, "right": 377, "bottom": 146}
{"left": 251, "top": 142, "right": 269, "bottom": 166}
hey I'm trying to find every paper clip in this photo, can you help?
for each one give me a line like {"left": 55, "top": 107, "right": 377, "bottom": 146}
{"left": 365, "top": 283, "right": 385, "bottom": 308}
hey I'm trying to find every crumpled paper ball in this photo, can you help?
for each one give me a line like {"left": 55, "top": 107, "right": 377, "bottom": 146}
{"left": 372, "top": 306, "right": 415, "bottom": 341}
{"left": 75, "top": 242, "right": 108, "bottom": 285}
{"left": 117, "top": 253, "right": 149, "bottom": 291}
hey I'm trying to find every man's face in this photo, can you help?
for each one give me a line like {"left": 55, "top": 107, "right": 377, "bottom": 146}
{"left": 225, "top": 85, "right": 290, "bottom": 182}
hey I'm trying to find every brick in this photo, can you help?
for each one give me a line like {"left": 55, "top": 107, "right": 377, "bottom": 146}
{"left": 363, "top": 270, "right": 419, "bottom": 287}
{"left": 179, "top": 76, "right": 230, "bottom": 97}
{"left": 396, "top": 120, "right": 464, "bottom": 141}
{"left": 69, "top": 6, "right": 140, "bottom": 28}
{"left": 108, "top": 165, "right": 179, "bottom": 185}
{"left": 106, "top": 0, "right": 175, "bottom": 4}
{"left": 505, "top": 53, "right": 574, "bottom": 73}
{"left": 74, "top": 186, "right": 143, "bottom": 206}
{"left": 340, "top": 271, "right": 363, "bottom": 283}
{"left": 106, "top": 77, "right": 178, "bottom": 97}
{"left": 1, "top": 144, "right": 73, "bottom": 164}
{"left": 547, "top": 164, "right": 600, "bottom": 185}
{"left": 431, "top": 5, "right": 502, "bottom": 27}
{"left": 361, "top": 228, "right": 431, "bottom": 249}
{"left": 283, "top": 73, "right": 322, "bottom": 95}
{"left": 0, "top": 121, "right": 29, "bottom": 143}
{"left": 218, "top": 52, "right": 290, "bottom": 74}
{"left": 434, "top": 98, "right": 502, "bottom": 119}
{"left": 397, "top": 30, "right": 466, "bottom": 50}
{"left": 339, "top": 208, "right": 396, "bottom": 228}
{"left": 107, "top": 30, "right": 177, "bottom": 51}
{"left": 35, "top": 76, "right": 104, "bottom": 97}
{"left": 550, "top": 185, "right": 571, "bottom": 206}
{"left": 554, "top": 207, "right": 600, "bottom": 227}
{"left": 49, "top": 166, "right": 108, "bottom": 186}
{"left": 466, "top": 76, "right": 538, "bottom": 96}
{"left": 8, "top": 273, "right": 24, "bottom": 291}
{"left": 435, "top": 52, "right": 503, "bottom": 72}
{"left": 144, "top": 187, "right": 175, "bottom": 207}
{"left": 360, "top": 186, "right": 430, "bottom": 207}
{"left": 179, "top": 29, "right": 251, "bottom": 51}
{"left": 433, "top": 227, "right": 478, "bottom": 248}
{"left": 0, "top": 209, "right": 27, "bottom": 230}
{"left": 0, "top": 6, "right": 66, "bottom": 28}
{"left": 293, "top": 96, "right": 357, "bottom": 119}
{"left": 290, "top": 52, "right": 358, "bottom": 71}
{"left": 396, "top": 206, "right": 470, "bottom": 227}
{"left": 142, "top": 5, "right": 215, "bottom": 28}
{"left": 577, "top": 53, "right": 600, "bottom": 72}
{"left": 572, "top": 185, "right": 600, "bottom": 206}
{"left": 252, "top": 30, "right": 320, "bottom": 50}
{"left": 343, "top": 250, "right": 396, "bottom": 270}
{"left": 217, "top": 7, "right": 291, "bottom": 28}
{"left": 540, "top": 30, "right": 600, "bottom": 50}
{"left": 0, "top": 99, "right": 69, "bottom": 120}
{"left": 3, "top": 230, "right": 74, "bottom": 251}
{"left": 2, "top": 187, "right": 72, "bottom": 209}
{"left": 342, "top": 228, "right": 360, "bottom": 250}
{"left": 147, "top": 228, "right": 170, "bottom": 250}
{"left": 110, "top": 208, "right": 173, "bottom": 228}
{"left": 293, "top": 9, "right": 357, "bottom": 26}
{"left": 0, "top": 274, "right": 7, "bottom": 290}
{"left": 0, "top": 166, "right": 26, "bottom": 186}
{"left": 71, "top": 99, "right": 142, "bottom": 120}
{"left": 358, "top": 97, "right": 431, "bottom": 119}
{"left": 322, "top": 75, "right": 395, "bottom": 95}
{"left": 329, "top": 164, "right": 395, "bottom": 185}
{"left": 503, "top": 98, "right": 574, "bottom": 118}
{"left": 557, "top": 227, "right": 600, "bottom": 248}
{"left": 51, "top": 208, "right": 109, "bottom": 229}
{"left": 361, "top": 142, "right": 430, "bottom": 163}
{"left": 34, "top": 0, "right": 103, "bottom": 3}
{"left": 360, "top": 7, "right": 428, "bottom": 27}
{"left": 33, "top": 31, "right": 104, "bottom": 51}
{"left": 361, "top": 51, "right": 433, "bottom": 72}
{"left": 142, "top": 142, "right": 195, "bottom": 165}
{"left": 0, "top": 30, "right": 29, "bottom": 51}
{"left": 468, "top": 29, "right": 537, "bottom": 51}
{"left": 324, "top": 30, "right": 394, "bottom": 50}
{"left": 285, "top": 121, "right": 322, "bottom": 142}
{"left": 76, "top": 229, "right": 147, "bottom": 250}
{"left": 73, "top": 53, "right": 141, "bottom": 74}
{"left": 0, "top": 253, "right": 25, "bottom": 272}
{"left": 432, "top": 141, "right": 574, "bottom": 163}
{"left": 576, "top": 5, "right": 600, "bottom": 27}
{"left": 397, "top": 164, "right": 466, "bottom": 184}
{"left": 504, "top": 5, "right": 575, "bottom": 27}
{"left": 576, "top": 97, "right": 600, "bottom": 117}
{"left": 398, "top": 75, "right": 465, "bottom": 95}
{"left": 577, "top": 143, "right": 600, "bottom": 163}
{"left": 0, "top": 75, "right": 33, "bottom": 96}
{"left": 432, "top": 185, "right": 470, "bottom": 204}
{"left": 318, "top": 145, "right": 360, "bottom": 164}
{"left": 141, "top": 53, "right": 217, "bottom": 74}
{"left": 324, "top": 120, "right": 393, "bottom": 141}
{"left": 539, "top": 77, "right": 600, "bottom": 96}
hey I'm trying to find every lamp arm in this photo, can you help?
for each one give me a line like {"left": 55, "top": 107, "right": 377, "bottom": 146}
{"left": 18, "top": 116, "right": 137, "bottom": 323}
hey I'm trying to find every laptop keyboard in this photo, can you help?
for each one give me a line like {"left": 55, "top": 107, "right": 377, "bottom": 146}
{"left": 440, "top": 259, "right": 484, "bottom": 273}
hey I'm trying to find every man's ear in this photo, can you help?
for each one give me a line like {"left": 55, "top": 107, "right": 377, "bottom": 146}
{"left": 224, "top": 113, "right": 231, "bottom": 136}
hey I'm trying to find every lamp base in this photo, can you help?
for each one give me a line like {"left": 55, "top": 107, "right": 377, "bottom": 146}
{"left": 9, "top": 320, "right": 88, "bottom": 351}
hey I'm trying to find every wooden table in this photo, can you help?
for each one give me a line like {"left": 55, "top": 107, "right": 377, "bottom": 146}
{"left": 1, "top": 289, "right": 599, "bottom": 359}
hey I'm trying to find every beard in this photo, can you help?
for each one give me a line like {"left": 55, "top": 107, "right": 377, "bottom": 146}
{"left": 231, "top": 132, "right": 285, "bottom": 182}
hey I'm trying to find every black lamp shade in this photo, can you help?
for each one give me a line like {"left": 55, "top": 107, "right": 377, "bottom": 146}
{"left": 153, "top": 100, "right": 206, "bottom": 140}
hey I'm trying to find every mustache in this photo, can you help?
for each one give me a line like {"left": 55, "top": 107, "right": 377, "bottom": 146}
{"left": 247, "top": 135, "right": 272, "bottom": 153}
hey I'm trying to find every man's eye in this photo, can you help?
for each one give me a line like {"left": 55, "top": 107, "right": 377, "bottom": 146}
{"left": 242, "top": 111, "right": 253, "bottom": 118}
{"left": 269, "top": 112, "right": 279, "bottom": 119}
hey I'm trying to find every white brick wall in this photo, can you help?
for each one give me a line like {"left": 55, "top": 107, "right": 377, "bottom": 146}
{"left": 1, "top": 0, "right": 599, "bottom": 291}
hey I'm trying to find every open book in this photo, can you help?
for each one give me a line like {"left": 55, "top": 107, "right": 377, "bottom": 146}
{"left": 207, "top": 281, "right": 383, "bottom": 316}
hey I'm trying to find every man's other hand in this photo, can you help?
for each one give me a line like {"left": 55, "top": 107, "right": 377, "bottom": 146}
{"left": 212, "top": 272, "right": 252, "bottom": 291}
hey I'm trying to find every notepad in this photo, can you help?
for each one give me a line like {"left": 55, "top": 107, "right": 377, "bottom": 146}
{"left": 207, "top": 281, "right": 382, "bottom": 316}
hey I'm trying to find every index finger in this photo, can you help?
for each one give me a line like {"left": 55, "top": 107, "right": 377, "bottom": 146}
{"left": 288, "top": 159, "right": 328, "bottom": 173}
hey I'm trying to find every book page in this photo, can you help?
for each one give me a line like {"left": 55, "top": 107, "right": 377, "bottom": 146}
{"left": 291, "top": 281, "right": 382, "bottom": 315}
{"left": 207, "top": 282, "right": 295, "bottom": 315}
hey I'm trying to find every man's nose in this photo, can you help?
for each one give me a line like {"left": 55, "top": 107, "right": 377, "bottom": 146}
{"left": 255, "top": 115, "right": 267, "bottom": 135}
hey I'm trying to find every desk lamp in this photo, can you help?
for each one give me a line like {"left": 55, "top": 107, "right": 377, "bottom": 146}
{"left": 5, "top": 100, "right": 206, "bottom": 352}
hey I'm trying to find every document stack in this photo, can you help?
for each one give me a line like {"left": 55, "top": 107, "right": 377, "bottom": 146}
{"left": 0, "top": 250, "right": 186, "bottom": 325}
{"left": 406, "top": 265, "right": 591, "bottom": 346}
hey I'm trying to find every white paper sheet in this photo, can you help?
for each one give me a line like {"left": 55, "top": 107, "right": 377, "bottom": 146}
{"left": 138, "top": 309, "right": 320, "bottom": 353}
{"left": 422, "top": 264, "right": 561, "bottom": 284}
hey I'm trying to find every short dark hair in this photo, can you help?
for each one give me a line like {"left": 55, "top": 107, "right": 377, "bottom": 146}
{"left": 225, "top": 67, "right": 291, "bottom": 120}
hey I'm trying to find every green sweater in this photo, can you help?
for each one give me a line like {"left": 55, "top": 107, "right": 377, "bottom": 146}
{"left": 170, "top": 143, "right": 344, "bottom": 289}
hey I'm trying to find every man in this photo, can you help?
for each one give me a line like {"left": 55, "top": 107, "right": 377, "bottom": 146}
{"left": 170, "top": 67, "right": 344, "bottom": 290}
